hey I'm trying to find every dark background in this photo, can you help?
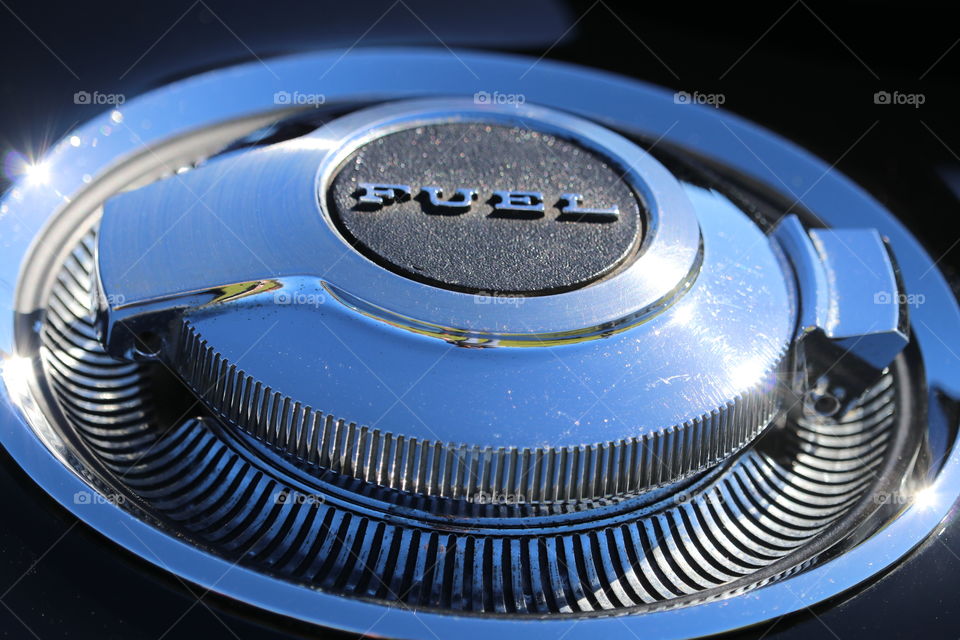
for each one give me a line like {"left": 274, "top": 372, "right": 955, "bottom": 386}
{"left": 2, "top": 1, "right": 960, "bottom": 637}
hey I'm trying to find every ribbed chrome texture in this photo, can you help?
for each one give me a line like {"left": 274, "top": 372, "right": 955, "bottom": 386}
{"left": 39, "top": 228, "right": 897, "bottom": 614}
{"left": 175, "top": 321, "right": 783, "bottom": 502}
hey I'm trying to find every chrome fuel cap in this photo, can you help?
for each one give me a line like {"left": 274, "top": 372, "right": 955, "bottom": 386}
{"left": 3, "top": 48, "right": 953, "bottom": 640}
{"left": 94, "top": 98, "right": 798, "bottom": 499}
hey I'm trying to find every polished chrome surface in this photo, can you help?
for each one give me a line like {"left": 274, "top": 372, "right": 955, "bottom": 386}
{"left": 96, "top": 99, "right": 703, "bottom": 346}
{"left": 0, "top": 49, "right": 957, "bottom": 640}
{"left": 93, "top": 99, "right": 794, "bottom": 497}
{"left": 36, "top": 231, "right": 901, "bottom": 611}
{"left": 774, "top": 214, "right": 909, "bottom": 415}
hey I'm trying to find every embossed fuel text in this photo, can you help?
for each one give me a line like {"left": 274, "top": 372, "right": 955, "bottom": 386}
{"left": 354, "top": 182, "right": 620, "bottom": 221}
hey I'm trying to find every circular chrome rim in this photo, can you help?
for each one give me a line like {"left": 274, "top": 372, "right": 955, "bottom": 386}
{"left": 1, "top": 48, "right": 958, "bottom": 639}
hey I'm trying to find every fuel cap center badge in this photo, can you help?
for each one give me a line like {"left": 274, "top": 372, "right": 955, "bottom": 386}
{"left": 326, "top": 120, "right": 644, "bottom": 294}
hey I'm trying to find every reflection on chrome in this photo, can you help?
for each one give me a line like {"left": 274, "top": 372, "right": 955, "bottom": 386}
{"left": 0, "top": 48, "right": 956, "bottom": 640}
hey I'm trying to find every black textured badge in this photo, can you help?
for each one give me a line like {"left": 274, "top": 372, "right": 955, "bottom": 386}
{"left": 327, "top": 122, "right": 643, "bottom": 294}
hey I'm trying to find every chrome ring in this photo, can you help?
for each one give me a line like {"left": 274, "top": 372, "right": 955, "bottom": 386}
{"left": 1, "top": 48, "right": 958, "bottom": 639}
{"left": 308, "top": 97, "right": 701, "bottom": 339}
